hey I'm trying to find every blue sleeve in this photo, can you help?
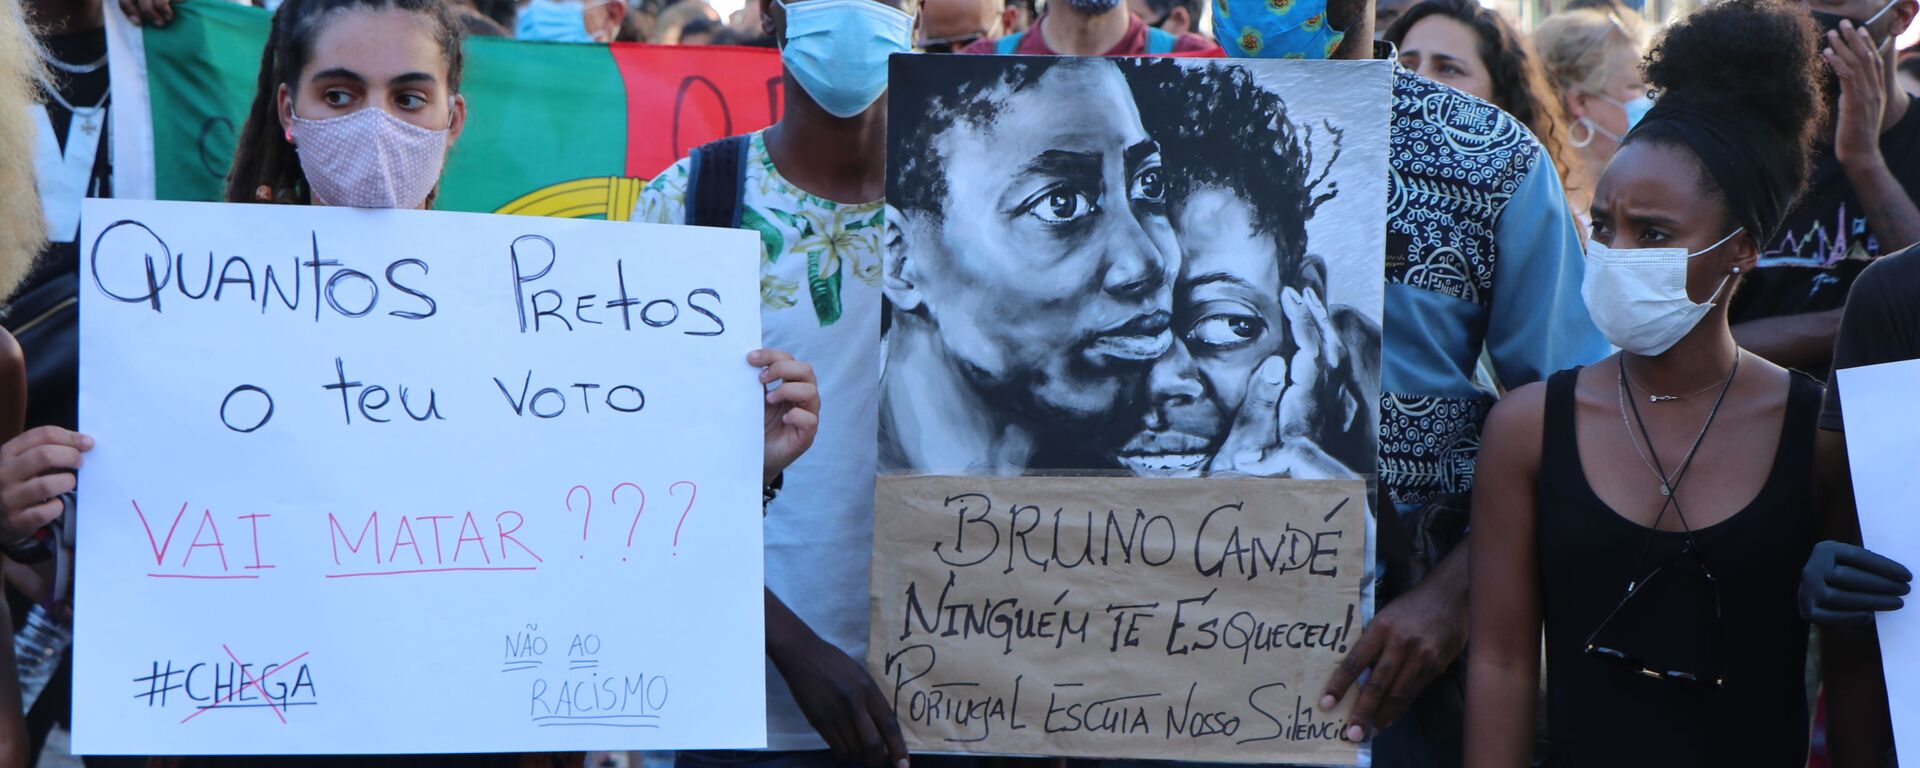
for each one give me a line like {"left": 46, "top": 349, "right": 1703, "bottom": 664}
{"left": 1485, "top": 156, "right": 1612, "bottom": 388}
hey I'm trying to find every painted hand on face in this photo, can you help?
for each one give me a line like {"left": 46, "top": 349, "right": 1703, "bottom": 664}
{"left": 1207, "top": 288, "right": 1358, "bottom": 480}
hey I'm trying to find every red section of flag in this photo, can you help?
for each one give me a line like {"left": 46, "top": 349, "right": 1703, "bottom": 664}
{"left": 610, "top": 44, "right": 786, "bottom": 179}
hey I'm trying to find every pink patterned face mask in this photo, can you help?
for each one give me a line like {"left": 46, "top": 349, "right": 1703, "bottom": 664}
{"left": 287, "top": 106, "right": 450, "bottom": 209}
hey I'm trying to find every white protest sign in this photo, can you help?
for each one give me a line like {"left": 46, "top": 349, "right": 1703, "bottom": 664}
{"left": 1838, "top": 357, "right": 1920, "bottom": 768}
{"left": 74, "top": 199, "right": 767, "bottom": 755}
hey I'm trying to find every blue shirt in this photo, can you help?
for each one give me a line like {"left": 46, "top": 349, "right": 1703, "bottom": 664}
{"left": 1378, "top": 67, "right": 1610, "bottom": 513}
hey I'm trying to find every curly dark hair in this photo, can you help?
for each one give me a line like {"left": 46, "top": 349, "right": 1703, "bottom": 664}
{"left": 1383, "top": 0, "right": 1579, "bottom": 186}
{"left": 225, "top": 0, "right": 466, "bottom": 206}
{"left": 1630, "top": 0, "right": 1824, "bottom": 200}
{"left": 888, "top": 56, "right": 1069, "bottom": 224}
{"left": 1126, "top": 59, "right": 1328, "bottom": 287}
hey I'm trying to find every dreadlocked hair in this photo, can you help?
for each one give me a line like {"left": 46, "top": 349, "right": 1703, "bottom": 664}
{"left": 225, "top": 0, "right": 465, "bottom": 205}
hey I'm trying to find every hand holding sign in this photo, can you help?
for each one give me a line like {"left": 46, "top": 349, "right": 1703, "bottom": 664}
{"left": 754, "top": 349, "right": 821, "bottom": 488}
{"left": 1800, "top": 540, "right": 1913, "bottom": 627}
{"left": 771, "top": 595, "right": 908, "bottom": 768}
{"left": 1320, "top": 551, "right": 1468, "bottom": 740}
{"left": 0, "top": 426, "right": 93, "bottom": 542}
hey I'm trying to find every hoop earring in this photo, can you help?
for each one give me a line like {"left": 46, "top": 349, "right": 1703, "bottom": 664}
{"left": 1569, "top": 117, "right": 1595, "bottom": 149}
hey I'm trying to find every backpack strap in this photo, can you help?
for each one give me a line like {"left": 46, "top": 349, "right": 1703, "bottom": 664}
{"left": 684, "top": 134, "right": 751, "bottom": 229}
{"left": 1144, "top": 25, "right": 1178, "bottom": 54}
{"left": 994, "top": 31, "right": 1024, "bottom": 54}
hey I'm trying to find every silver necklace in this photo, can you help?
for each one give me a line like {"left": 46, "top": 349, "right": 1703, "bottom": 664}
{"left": 42, "top": 86, "right": 109, "bottom": 137}
{"left": 1622, "top": 357, "right": 1733, "bottom": 403}
{"left": 1616, "top": 351, "right": 1741, "bottom": 498}
{"left": 44, "top": 53, "right": 107, "bottom": 74}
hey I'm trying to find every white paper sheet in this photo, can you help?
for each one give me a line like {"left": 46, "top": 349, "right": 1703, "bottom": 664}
{"left": 1837, "top": 357, "right": 1920, "bottom": 767}
{"left": 73, "top": 199, "right": 766, "bottom": 755}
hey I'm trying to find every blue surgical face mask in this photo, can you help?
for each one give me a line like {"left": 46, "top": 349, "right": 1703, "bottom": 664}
{"left": 517, "top": 0, "right": 607, "bottom": 43}
{"left": 777, "top": 0, "right": 913, "bottom": 119}
{"left": 1583, "top": 92, "right": 1652, "bottom": 143}
{"left": 1621, "top": 94, "right": 1654, "bottom": 131}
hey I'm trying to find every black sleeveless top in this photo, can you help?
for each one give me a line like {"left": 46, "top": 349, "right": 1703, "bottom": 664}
{"left": 1536, "top": 367, "right": 1820, "bottom": 767}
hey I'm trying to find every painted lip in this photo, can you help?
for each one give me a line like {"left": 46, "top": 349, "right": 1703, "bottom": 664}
{"left": 1116, "top": 451, "right": 1210, "bottom": 477}
{"left": 1116, "top": 430, "right": 1214, "bottom": 477}
{"left": 1085, "top": 311, "right": 1173, "bottom": 362}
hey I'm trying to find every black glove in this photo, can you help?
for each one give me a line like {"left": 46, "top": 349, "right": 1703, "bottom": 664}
{"left": 1800, "top": 540, "right": 1912, "bottom": 627}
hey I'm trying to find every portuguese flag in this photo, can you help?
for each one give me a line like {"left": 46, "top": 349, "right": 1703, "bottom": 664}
{"left": 104, "top": 0, "right": 783, "bottom": 218}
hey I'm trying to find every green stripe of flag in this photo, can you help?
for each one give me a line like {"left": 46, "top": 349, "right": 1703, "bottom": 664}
{"left": 438, "top": 37, "right": 627, "bottom": 215}
{"left": 142, "top": 2, "right": 630, "bottom": 214}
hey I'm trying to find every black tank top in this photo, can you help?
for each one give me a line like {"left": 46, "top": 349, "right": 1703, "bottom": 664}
{"left": 1536, "top": 367, "right": 1820, "bottom": 767}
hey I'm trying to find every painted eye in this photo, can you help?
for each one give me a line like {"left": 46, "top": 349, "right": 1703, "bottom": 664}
{"left": 1026, "top": 187, "right": 1097, "bottom": 224}
{"left": 1131, "top": 166, "right": 1166, "bottom": 204}
{"left": 1187, "top": 314, "right": 1267, "bottom": 349}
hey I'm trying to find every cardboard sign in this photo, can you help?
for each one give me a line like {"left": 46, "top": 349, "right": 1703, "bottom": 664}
{"left": 869, "top": 475, "right": 1368, "bottom": 765}
{"left": 73, "top": 199, "right": 767, "bottom": 754}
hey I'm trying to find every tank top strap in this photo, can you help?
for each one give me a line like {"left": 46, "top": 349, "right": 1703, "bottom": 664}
{"left": 1773, "top": 368, "right": 1823, "bottom": 474}
{"left": 1540, "top": 366, "right": 1586, "bottom": 480}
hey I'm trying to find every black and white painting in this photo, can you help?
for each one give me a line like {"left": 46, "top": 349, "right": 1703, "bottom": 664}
{"left": 879, "top": 56, "right": 1391, "bottom": 479}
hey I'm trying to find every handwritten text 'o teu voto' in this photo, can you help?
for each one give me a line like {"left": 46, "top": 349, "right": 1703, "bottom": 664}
{"left": 85, "top": 220, "right": 729, "bottom": 337}
{"left": 930, "top": 493, "right": 1352, "bottom": 582}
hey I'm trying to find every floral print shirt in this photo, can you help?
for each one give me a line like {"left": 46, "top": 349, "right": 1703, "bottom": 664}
{"left": 633, "top": 131, "right": 885, "bottom": 327}
{"left": 631, "top": 130, "right": 885, "bottom": 751}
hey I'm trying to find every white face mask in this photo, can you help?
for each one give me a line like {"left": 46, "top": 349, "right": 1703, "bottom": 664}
{"left": 288, "top": 106, "right": 451, "bottom": 209}
{"left": 1581, "top": 228, "right": 1743, "bottom": 356}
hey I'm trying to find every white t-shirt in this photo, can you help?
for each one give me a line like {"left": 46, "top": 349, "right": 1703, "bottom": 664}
{"left": 635, "top": 131, "right": 882, "bottom": 751}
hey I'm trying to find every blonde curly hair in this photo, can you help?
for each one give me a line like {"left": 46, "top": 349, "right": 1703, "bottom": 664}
{"left": 1534, "top": 8, "right": 1645, "bottom": 99}
{"left": 0, "top": 0, "right": 47, "bottom": 303}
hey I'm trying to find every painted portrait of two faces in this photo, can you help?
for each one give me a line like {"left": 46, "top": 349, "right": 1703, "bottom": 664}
{"left": 879, "top": 55, "right": 1392, "bottom": 481}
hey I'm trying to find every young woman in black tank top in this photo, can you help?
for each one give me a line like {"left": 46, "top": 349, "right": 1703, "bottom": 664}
{"left": 1463, "top": 2, "right": 1853, "bottom": 765}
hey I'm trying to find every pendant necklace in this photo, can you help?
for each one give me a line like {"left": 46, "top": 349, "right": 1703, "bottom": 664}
{"left": 43, "top": 85, "right": 109, "bottom": 137}
{"left": 1617, "top": 352, "right": 1741, "bottom": 498}
{"left": 1622, "top": 356, "right": 1735, "bottom": 403}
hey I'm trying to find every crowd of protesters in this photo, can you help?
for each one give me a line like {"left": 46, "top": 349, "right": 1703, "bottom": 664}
{"left": 4, "top": 0, "right": 1919, "bottom": 764}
